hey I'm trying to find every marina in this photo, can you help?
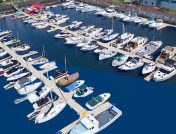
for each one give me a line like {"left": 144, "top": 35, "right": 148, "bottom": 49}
{"left": 0, "top": 1, "right": 176, "bottom": 134}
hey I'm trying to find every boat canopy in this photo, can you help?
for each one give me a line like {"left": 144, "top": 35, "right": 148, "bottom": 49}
{"left": 65, "top": 81, "right": 79, "bottom": 91}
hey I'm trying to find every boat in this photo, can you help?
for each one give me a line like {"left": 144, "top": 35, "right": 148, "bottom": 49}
{"left": 112, "top": 53, "right": 129, "bottom": 67}
{"left": 112, "top": 33, "right": 134, "bottom": 49}
{"left": 136, "top": 41, "right": 162, "bottom": 57}
{"left": 99, "top": 50, "right": 117, "bottom": 60}
{"left": 0, "top": 60, "right": 20, "bottom": 71}
{"left": 86, "top": 93, "right": 111, "bottom": 110}
{"left": 149, "top": 19, "right": 163, "bottom": 29}
{"left": 155, "top": 46, "right": 176, "bottom": 64}
{"left": 35, "top": 100, "right": 66, "bottom": 124}
{"left": 124, "top": 37, "right": 148, "bottom": 52}
{"left": 3, "top": 82, "right": 15, "bottom": 90}
{"left": 14, "top": 86, "right": 51, "bottom": 104}
{"left": 119, "top": 57, "right": 144, "bottom": 71}
{"left": 153, "top": 59, "right": 176, "bottom": 82}
{"left": 4, "top": 67, "right": 24, "bottom": 78}
{"left": 73, "top": 84, "right": 94, "bottom": 98}
{"left": 58, "top": 72, "right": 79, "bottom": 86}
{"left": 0, "top": 51, "right": 7, "bottom": 57}
{"left": 65, "top": 80, "right": 85, "bottom": 92}
{"left": 26, "top": 53, "right": 43, "bottom": 62}
{"left": 39, "top": 61, "right": 56, "bottom": 70}
{"left": 68, "top": 21, "right": 82, "bottom": 29}
{"left": 32, "top": 57, "right": 49, "bottom": 65}
{"left": 69, "top": 105, "right": 122, "bottom": 134}
{"left": 80, "top": 43, "right": 98, "bottom": 51}
{"left": 101, "top": 33, "right": 119, "bottom": 42}
{"left": 17, "top": 82, "right": 42, "bottom": 95}
{"left": 94, "top": 46, "right": 107, "bottom": 54}
{"left": 7, "top": 72, "right": 29, "bottom": 81}
{"left": 142, "top": 63, "right": 156, "bottom": 75}
{"left": 11, "top": 44, "right": 30, "bottom": 51}
{"left": 14, "top": 76, "right": 37, "bottom": 90}
{"left": 76, "top": 39, "right": 91, "bottom": 47}
{"left": 0, "top": 54, "right": 12, "bottom": 62}
{"left": 0, "top": 59, "right": 12, "bottom": 66}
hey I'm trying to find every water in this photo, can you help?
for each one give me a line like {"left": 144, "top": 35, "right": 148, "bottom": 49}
{"left": 0, "top": 6, "right": 176, "bottom": 134}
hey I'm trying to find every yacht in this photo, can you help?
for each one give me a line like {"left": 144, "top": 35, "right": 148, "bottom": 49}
{"left": 99, "top": 50, "right": 117, "bottom": 60}
{"left": 94, "top": 46, "right": 107, "bottom": 54}
{"left": 80, "top": 43, "right": 98, "bottom": 51}
{"left": 74, "top": 84, "right": 94, "bottom": 98}
{"left": 113, "top": 33, "right": 134, "bottom": 49}
{"left": 39, "top": 61, "right": 56, "bottom": 70}
{"left": 75, "top": 3, "right": 86, "bottom": 11}
{"left": 137, "top": 41, "right": 162, "bottom": 57}
{"left": 76, "top": 39, "right": 91, "bottom": 47}
{"left": 69, "top": 105, "right": 122, "bottom": 134}
{"left": 149, "top": 19, "right": 163, "bottom": 29}
{"left": 65, "top": 80, "right": 85, "bottom": 92}
{"left": 153, "top": 59, "right": 176, "bottom": 82}
{"left": 14, "top": 76, "right": 37, "bottom": 90}
{"left": 142, "top": 63, "right": 156, "bottom": 75}
{"left": 3, "top": 82, "right": 15, "bottom": 90}
{"left": 0, "top": 54, "right": 12, "bottom": 62}
{"left": 156, "top": 46, "right": 176, "bottom": 64}
{"left": 86, "top": 93, "right": 111, "bottom": 110}
{"left": 112, "top": 53, "right": 129, "bottom": 67}
{"left": 14, "top": 86, "right": 51, "bottom": 104}
{"left": 32, "top": 57, "right": 49, "bottom": 65}
{"left": 119, "top": 57, "right": 144, "bottom": 71}
{"left": 124, "top": 37, "right": 148, "bottom": 52}
{"left": 4, "top": 67, "right": 24, "bottom": 78}
{"left": 102, "top": 33, "right": 119, "bottom": 42}
{"left": 68, "top": 21, "right": 82, "bottom": 29}
{"left": 17, "top": 82, "right": 42, "bottom": 95}
{"left": 35, "top": 100, "right": 66, "bottom": 124}
{"left": 0, "top": 60, "right": 20, "bottom": 71}
{"left": 81, "top": 5, "right": 97, "bottom": 13}
{"left": 26, "top": 53, "right": 43, "bottom": 62}
{"left": 7, "top": 72, "right": 29, "bottom": 81}
{"left": 50, "top": 70, "right": 68, "bottom": 80}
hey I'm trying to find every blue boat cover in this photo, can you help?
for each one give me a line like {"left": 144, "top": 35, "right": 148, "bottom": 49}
{"left": 65, "top": 81, "right": 78, "bottom": 91}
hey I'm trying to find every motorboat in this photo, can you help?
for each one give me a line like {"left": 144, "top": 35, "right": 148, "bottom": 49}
{"left": 142, "top": 63, "right": 156, "bottom": 75}
{"left": 0, "top": 51, "right": 7, "bottom": 57}
{"left": 65, "top": 80, "right": 85, "bottom": 92}
{"left": 136, "top": 41, "right": 162, "bottom": 57}
{"left": 69, "top": 105, "right": 122, "bottom": 134}
{"left": 76, "top": 39, "right": 91, "bottom": 47}
{"left": 17, "top": 82, "right": 42, "bottom": 95}
{"left": 112, "top": 33, "right": 134, "bottom": 49}
{"left": 35, "top": 100, "right": 66, "bottom": 124}
{"left": 119, "top": 57, "right": 144, "bottom": 71}
{"left": 14, "top": 76, "right": 37, "bottom": 90}
{"left": 0, "top": 60, "right": 20, "bottom": 71}
{"left": 55, "top": 33, "right": 72, "bottom": 39}
{"left": 80, "top": 43, "right": 98, "bottom": 51}
{"left": 85, "top": 28, "right": 103, "bottom": 37}
{"left": 99, "top": 50, "right": 117, "bottom": 60}
{"left": 39, "top": 61, "right": 56, "bottom": 70}
{"left": 58, "top": 72, "right": 79, "bottom": 86}
{"left": 75, "top": 3, "right": 86, "bottom": 11}
{"left": 94, "top": 46, "right": 107, "bottom": 54}
{"left": 74, "top": 84, "right": 94, "bottom": 98}
{"left": 86, "top": 93, "right": 111, "bottom": 110}
{"left": 11, "top": 44, "right": 30, "bottom": 51}
{"left": 112, "top": 53, "right": 129, "bottom": 67}
{"left": 68, "top": 21, "right": 82, "bottom": 29}
{"left": 0, "top": 54, "right": 12, "bottom": 62}
{"left": 124, "top": 37, "right": 148, "bottom": 52}
{"left": 14, "top": 86, "right": 51, "bottom": 104}
{"left": 153, "top": 59, "right": 176, "bottom": 82}
{"left": 156, "top": 46, "right": 176, "bottom": 64}
{"left": 3, "top": 82, "right": 15, "bottom": 90}
{"left": 149, "top": 19, "right": 163, "bottom": 29}
{"left": 7, "top": 72, "right": 29, "bottom": 81}
{"left": 4, "top": 67, "right": 24, "bottom": 78}
{"left": 26, "top": 53, "right": 43, "bottom": 62}
{"left": 81, "top": 5, "right": 97, "bottom": 13}
{"left": 65, "top": 36, "right": 83, "bottom": 44}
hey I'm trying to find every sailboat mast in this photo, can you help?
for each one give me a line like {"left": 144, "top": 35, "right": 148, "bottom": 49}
{"left": 64, "top": 54, "right": 67, "bottom": 72}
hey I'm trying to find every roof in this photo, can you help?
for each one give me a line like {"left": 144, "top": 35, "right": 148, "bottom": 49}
{"left": 32, "top": 3, "right": 44, "bottom": 9}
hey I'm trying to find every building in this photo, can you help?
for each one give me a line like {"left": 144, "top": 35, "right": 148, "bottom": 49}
{"left": 160, "top": 0, "right": 176, "bottom": 10}
{"left": 138, "top": 0, "right": 159, "bottom": 6}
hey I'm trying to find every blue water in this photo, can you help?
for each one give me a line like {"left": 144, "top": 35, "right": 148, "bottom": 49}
{"left": 1, "top": 6, "right": 176, "bottom": 134}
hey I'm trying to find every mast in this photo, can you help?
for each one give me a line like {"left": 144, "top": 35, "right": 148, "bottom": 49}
{"left": 64, "top": 54, "right": 67, "bottom": 72}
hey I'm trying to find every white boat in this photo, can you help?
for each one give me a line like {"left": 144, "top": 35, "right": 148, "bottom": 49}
{"left": 80, "top": 43, "right": 98, "bottom": 51}
{"left": 74, "top": 85, "right": 94, "bottom": 98}
{"left": 75, "top": 3, "right": 85, "bottom": 11}
{"left": 119, "top": 57, "right": 144, "bottom": 71}
{"left": 85, "top": 28, "right": 103, "bottom": 37}
{"left": 76, "top": 40, "right": 91, "bottom": 47}
{"left": 112, "top": 53, "right": 129, "bottom": 67}
{"left": 35, "top": 100, "right": 66, "bottom": 124}
{"left": 3, "top": 82, "right": 15, "bottom": 90}
{"left": 137, "top": 41, "right": 162, "bottom": 57}
{"left": 68, "top": 21, "right": 82, "bottom": 29}
{"left": 55, "top": 33, "right": 72, "bottom": 39}
{"left": 7, "top": 72, "right": 29, "bottom": 81}
{"left": 81, "top": 5, "right": 97, "bottom": 13}
{"left": 4, "top": 67, "right": 24, "bottom": 78}
{"left": 94, "top": 47, "right": 107, "bottom": 54}
{"left": 153, "top": 59, "right": 176, "bottom": 82}
{"left": 39, "top": 61, "right": 56, "bottom": 70}
{"left": 65, "top": 36, "right": 83, "bottom": 44}
{"left": 142, "top": 63, "right": 156, "bottom": 75}
{"left": 14, "top": 76, "right": 37, "bottom": 90}
{"left": 69, "top": 105, "right": 122, "bottom": 134}
{"left": 99, "top": 50, "right": 117, "bottom": 60}
{"left": 0, "top": 51, "right": 7, "bottom": 57}
{"left": 11, "top": 44, "right": 30, "bottom": 51}
{"left": 102, "top": 33, "right": 119, "bottom": 42}
{"left": 113, "top": 33, "right": 134, "bottom": 48}
{"left": 86, "top": 93, "right": 111, "bottom": 110}
{"left": 32, "top": 58, "right": 49, "bottom": 65}
{"left": 149, "top": 19, "right": 163, "bottom": 29}
{"left": 17, "top": 82, "right": 42, "bottom": 95}
{"left": 124, "top": 37, "right": 148, "bottom": 52}
{"left": 14, "top": 86, "right": 51, "bottom": 104}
